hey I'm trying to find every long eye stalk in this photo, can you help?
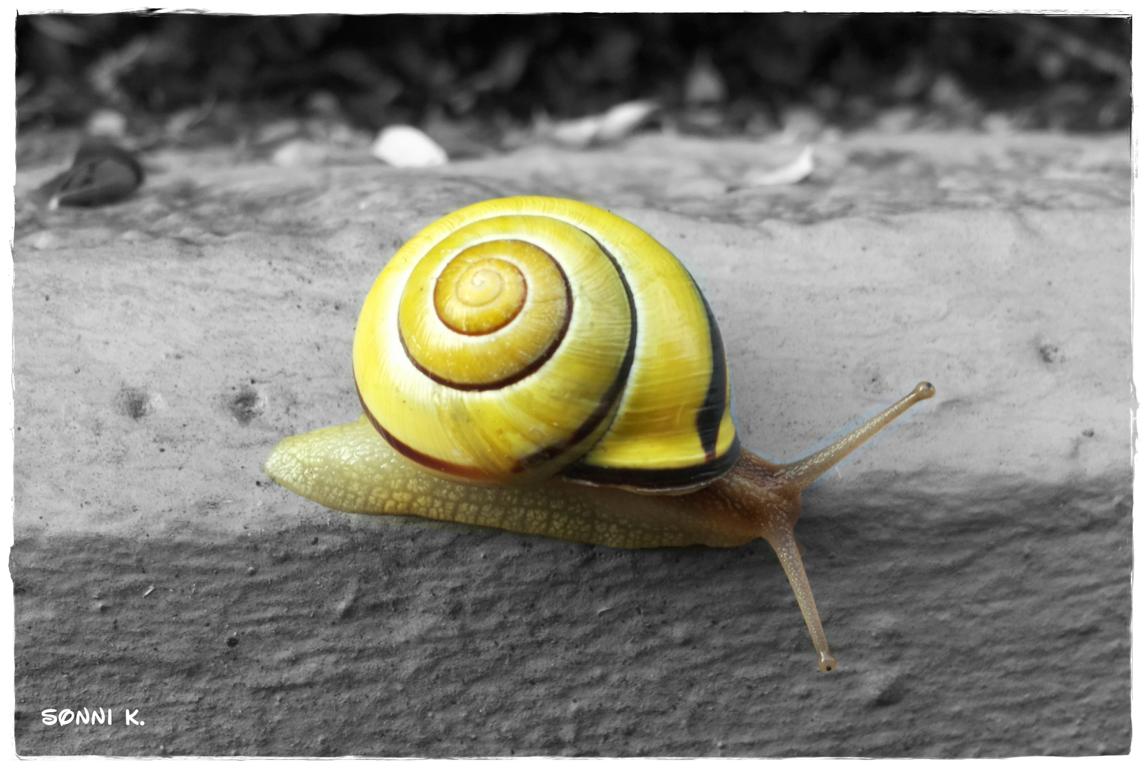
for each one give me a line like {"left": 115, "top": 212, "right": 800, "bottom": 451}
{"left": 779, "top": 381, "right": 935, "bottom": 492}
{"left": 742, "top": 381, "right": 935, "bottom": 671}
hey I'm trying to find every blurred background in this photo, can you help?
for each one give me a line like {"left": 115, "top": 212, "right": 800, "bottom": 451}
{"left": 15, "top": 13, "right": 1131, "bottom": 159}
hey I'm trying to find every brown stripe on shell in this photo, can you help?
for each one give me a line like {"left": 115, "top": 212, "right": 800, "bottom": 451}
{"left": 693, "top": 282, "right": 730, "bottom": 462}
{"left": 559, "top": 245, "right": 736, "bottom": 490}
{"left": 514, "top": 233, "right": 638, "bottom": 474}
{"left": 355, "top": 378, "right": 496, "bottom": 482}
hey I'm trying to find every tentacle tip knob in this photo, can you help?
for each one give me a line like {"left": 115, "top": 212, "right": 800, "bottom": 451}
{"left": 818, "top": 652, "right": 838, "bottom": 673}
{"left": 912, "top": 381, "right": 936, "bottom": 401}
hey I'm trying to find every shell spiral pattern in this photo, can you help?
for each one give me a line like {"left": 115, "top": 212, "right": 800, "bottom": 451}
{"left": 353, "top": 196, "right": 740, "bottom": 490}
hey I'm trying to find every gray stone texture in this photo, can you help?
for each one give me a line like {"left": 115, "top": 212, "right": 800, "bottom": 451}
{"left": 13, "top": 131, "right": 1131, "bottom": 756}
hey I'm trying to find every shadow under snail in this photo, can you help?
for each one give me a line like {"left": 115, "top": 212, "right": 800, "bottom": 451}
{"left": 265, "top": 196, "right": 934, "bottom": 672}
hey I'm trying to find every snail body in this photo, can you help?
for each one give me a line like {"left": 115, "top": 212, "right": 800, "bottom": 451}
{"left": 265, "top": 196, "right": 935, "bottom": 672}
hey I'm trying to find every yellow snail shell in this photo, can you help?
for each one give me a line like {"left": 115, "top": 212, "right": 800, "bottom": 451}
{"left": 353, "top": 196, "right": 737, "bottom": 489}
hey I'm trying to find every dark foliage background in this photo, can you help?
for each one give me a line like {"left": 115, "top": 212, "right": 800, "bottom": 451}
{"left": 17, "top": 13, "right": 1131, "bottom": 137}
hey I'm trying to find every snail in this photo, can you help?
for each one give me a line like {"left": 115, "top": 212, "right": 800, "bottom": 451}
{"left": 264, "top": 196, "right": 934, "bottom": 672}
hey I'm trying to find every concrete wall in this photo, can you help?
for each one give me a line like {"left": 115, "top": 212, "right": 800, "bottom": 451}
{"left": 13, "top": 132, "right": 1131, "bottom": 756}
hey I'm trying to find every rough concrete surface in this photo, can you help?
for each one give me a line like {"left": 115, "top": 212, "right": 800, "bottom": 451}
{"left": 12, "top": 131, "right": 1131, "bottom": 756}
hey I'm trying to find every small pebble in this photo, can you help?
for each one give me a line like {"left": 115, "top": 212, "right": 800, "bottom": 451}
{"left": 371, "top": 125, "right": 448, "bottom": 168}
{"left": 256, "top": 119, "right": 300, "bottom": 146}
{"left": 306, "top": 90, "right": 340, "bottom": 117}
{"left": 272, "top": 139, "right": 330, "bottom": 168}
{"left": 24, "top": 231, "right": 62, "bottom": 250}
{"left": 42, "top": 140, "right": 144, "bottom": 208}
{"left": 684, "top": 52, "right": 726, "bottom": 105}
{"left": 86, "top": 109, "right": 127, "bottom": 138}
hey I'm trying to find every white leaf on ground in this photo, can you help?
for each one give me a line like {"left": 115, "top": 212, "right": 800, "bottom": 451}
{"left": 371, "top": 125, "right": 448, "bottom": 167}
{"left": 548, "top": 100, "right": 659, "bottom": 148}
{"left": 595, "top": 100, "right": 660, "bottom": 142}
{"left": 743, "top": 145, "right": 815, "bottom": 187}
{"left": 546, "top": 115, "right": 598, "bottom": 148}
